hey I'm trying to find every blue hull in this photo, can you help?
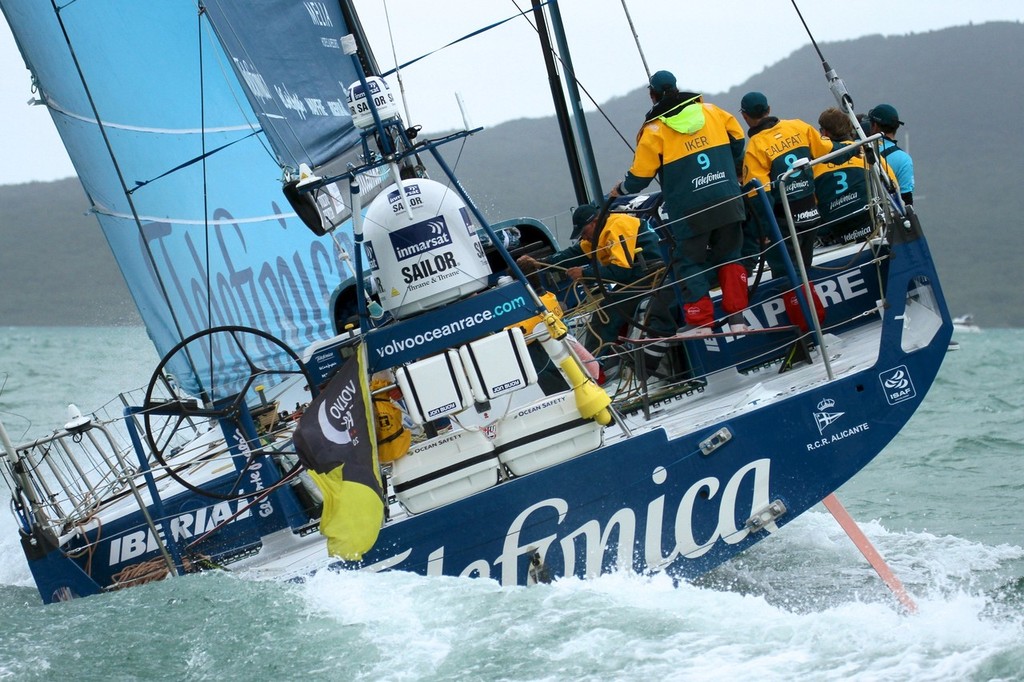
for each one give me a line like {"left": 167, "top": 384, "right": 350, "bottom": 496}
{"left": 356, "top": 338, "right": 943, "bottom": 584}
{"left": 20, "top": 225, "right": 951, "bottom": 602}
{"left": 333, "top": 230, "right": 952, "bottom": 585}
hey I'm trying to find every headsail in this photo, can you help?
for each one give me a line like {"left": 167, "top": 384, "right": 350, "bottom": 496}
{"left": 1, "top": 1, "right": 371, "bottom": 399}
{"left": 201, "top": 0, "right": 369, "bottom": 176}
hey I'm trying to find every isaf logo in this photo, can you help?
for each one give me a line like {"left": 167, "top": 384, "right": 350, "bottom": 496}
{"left": 879, "top": 365, "right": 916, "bottom": 405}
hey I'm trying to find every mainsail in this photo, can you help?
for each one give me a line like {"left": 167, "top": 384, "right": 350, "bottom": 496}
{"left": 1, "top": 1, "right": 372, "bottom": 399}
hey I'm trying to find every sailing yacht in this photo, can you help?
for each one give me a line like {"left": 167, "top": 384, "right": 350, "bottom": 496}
{"left": 0, "top": 0, "right": 950, "bottom": 605}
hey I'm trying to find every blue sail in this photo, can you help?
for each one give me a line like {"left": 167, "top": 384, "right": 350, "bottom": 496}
{"left": 201, "top": 0, "right": 366, "bottom": 174}
{"left": 1, "top": 1, "right": 368, "bottom": 399}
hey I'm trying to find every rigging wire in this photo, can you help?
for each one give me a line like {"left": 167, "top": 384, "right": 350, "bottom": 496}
{"left": 46, "top": 0, "right": 203, "bottom": 388}
{"left": 789, "top": 0, "right": 858, "bottom": 129}
{"left": 380, "top": 2, "right": 633, "bottom": 153}
{"left": 509, "top": 0, "right": 635, "bottom": 153}
{"left": 789, "top": 0, "right": 827, "bottom": 64}
{"left": 380, "top": 9, "right": 529, "bottom": 75}
{"left": 193, "top": 4, "right": 315, "bottom": 175}
{"left": 120, "top": 11, "right": 279, "bottom": 186}
{"left": 0, "top": 374, "right": 34, "bottom": 441}
{"left": 619, "top": 0, "right": 650, "bottom": 80}
{"left": 788, "top": 0, "right": 901, "bottom": 208}
{"left": 198, "top": 8, "right": 215, "bottom": 398}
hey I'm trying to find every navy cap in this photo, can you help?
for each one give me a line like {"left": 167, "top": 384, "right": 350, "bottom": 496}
{"left": 649, "top": 70, "right": 677, "bottom": 96}
{"left": 868, "top": 104, "right": 904, "bottom": 127}
{"left": 571, "top": 203, "right": 600, "bottom": 239}
{"left": 740, "top": 91, "right": 769, "bottom": 116}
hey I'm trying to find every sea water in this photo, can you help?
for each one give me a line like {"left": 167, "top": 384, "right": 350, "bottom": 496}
{"left": 0, "top": 326, "right": 1022, "bottom": 681}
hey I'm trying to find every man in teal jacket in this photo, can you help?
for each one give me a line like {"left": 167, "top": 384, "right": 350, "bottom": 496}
{"left": 866, "top": 103, "right": 914, "bottom": 206}
{"left": 610, "top": 70, "right": 749, "bottom": 333}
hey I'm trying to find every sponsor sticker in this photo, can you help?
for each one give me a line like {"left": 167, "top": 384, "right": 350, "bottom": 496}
{"left": 879, "top": 365, "right": 916, "bottom": 405}
{"left": 365, "top": 241, "right": 378, "bottom": 270}
{"left": 390, "top": 216, "right": 453, "bottom": 261}
{"left": 805, "top": 397, "right": 870, "bottom": 451}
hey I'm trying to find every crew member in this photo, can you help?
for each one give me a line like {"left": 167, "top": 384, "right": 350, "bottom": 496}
{"left": 865, "top": 103, "right": 914, "bottom": 206}
{"left": 740, "top": 91, "right": 838, "bottom": 331}
{"left": 517, "top": 202, "right": 676, "bottom": 377}
{"left": 609, "top": 70, "right": 749, "bottom": 335}
{"left": 814, "top": 107, "right": 899, "bottom": 246}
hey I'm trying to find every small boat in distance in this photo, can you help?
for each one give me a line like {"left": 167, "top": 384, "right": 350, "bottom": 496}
{"left": 953, "top": 314, "right": 982, "bottom": 333}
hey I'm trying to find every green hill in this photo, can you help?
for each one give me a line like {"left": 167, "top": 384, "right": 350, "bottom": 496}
{"left": 0, "top": 178, "right": 138, "bottom": 326}
{"left": 1, "top": 22, "right": 1020, "bottom": 327}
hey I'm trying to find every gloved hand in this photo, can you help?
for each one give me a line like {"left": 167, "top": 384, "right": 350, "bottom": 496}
{"left": 516, "top": 255, "right": 539, "bottom": 274}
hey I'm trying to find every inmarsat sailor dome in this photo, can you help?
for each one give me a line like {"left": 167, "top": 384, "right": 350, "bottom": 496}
{"left": 346, "top": 76, "right": 400, "bottom": 128}
{"left": 363, "top": 178, "right": 491, "bottom": 319}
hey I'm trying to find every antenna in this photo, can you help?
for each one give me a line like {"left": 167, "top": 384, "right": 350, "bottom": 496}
{"left": 382, "top": 0, "right": 414, "bottom": 123}
{"left": 789, "top": 0, "right": 880, "bottom": 156}
{"left": 790, "top": 0, "right": 852, "bottom": 114}
{"left": 789, "top": 5, "right": 904, "bottom": 223}
{"left": 455, "top": 92, "right": 473, "bottom": 131}
{"left": 619, "top": 0, "right": 651, "bottom": 80}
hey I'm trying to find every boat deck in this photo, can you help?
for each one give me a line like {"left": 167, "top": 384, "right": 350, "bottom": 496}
{"left": 10, "top": 249, "right": 947, "bottom": 592}
{"left": 231, "top": 316, "right": 893, "bottom": 582}
{"left": 231, "top": 283, "right": 949, "bottom": 583}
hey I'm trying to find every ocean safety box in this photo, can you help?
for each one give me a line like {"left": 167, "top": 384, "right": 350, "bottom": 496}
{"left": 390, "top": 428, "right": 500, "bottom": 514}
{"left": 492, "top": 391, "right": 603, "bottom": 476}
{"left": 395, "top": 350, "right": 473, "bottom": 425}
{"left": 458, "top": 327, "right": 537, "bottom": 402}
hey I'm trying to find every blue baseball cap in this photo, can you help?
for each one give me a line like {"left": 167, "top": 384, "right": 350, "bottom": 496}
{"left": 868, "top": 104, "right": 904, "bottom": 127}
{"left": 571, "top": 203, "right": 600, "bottom": 239}
{"left": 740, "top": 91, "right": 769, "bottom": 116}
{"left": 649, "top": 70, "right": 677, "bottom": 96}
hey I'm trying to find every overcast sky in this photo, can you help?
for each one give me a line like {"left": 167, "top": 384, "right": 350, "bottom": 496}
{"left": 2, "top": 1, "right": 1021, "bottom": 186}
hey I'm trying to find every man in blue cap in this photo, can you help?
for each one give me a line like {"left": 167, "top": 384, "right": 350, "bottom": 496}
{"left": 609, "top": 69, "right": 749, "bottom": 335}
{"left": 517, "top": 202, "right": 677, "bottom": 376}
{"left": 740, "top": 90, "right": 841, "bottom": 332}
{"left": 866, "top": 103, "right": 914, "bottom": 205}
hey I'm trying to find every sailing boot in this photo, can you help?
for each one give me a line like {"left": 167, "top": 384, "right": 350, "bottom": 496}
{"left": 783, "top": 288, "right": 825, "bottom": 333}
{"left": 718, "top": 264, "right": 749, "bottom": 313}
{"left": 718, "top": 263, "right": 750, "bottom": 332}
{"left": 680, "top": 296, "right": 714, "bottom": 336}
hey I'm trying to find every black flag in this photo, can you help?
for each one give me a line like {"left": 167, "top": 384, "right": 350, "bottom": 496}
{"left": 292, "top": 348, "right": 383, "bottom": 559}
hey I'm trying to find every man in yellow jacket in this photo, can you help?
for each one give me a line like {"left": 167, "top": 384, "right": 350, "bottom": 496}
{"left": 740, "top": 91, "right": 837, "bottom": 331}
{"left": 518, "top": 202, "right": 676, "bottom": 377}
{"left": 610, "top": 70, "right": 749, "bottom": 334}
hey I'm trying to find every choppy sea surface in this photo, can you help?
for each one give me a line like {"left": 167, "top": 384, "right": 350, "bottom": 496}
{"left": 1, "top": 326, "right": 1022, "bottom": 681}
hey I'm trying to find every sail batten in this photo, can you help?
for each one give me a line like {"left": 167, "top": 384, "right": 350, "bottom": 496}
{"left": 89, "top": 206, "right": 297, "bottom": 225}
{"left": 46, "top": 101, "right": 261, "bottom": 134}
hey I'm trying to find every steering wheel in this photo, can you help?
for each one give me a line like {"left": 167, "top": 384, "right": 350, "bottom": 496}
{"left": 141, "top": 326, "right": 315, "bottom": 501}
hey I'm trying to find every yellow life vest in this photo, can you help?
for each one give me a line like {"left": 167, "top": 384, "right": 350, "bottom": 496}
{"left": 370, "top": 378, "right": 411, "bottom": 463}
